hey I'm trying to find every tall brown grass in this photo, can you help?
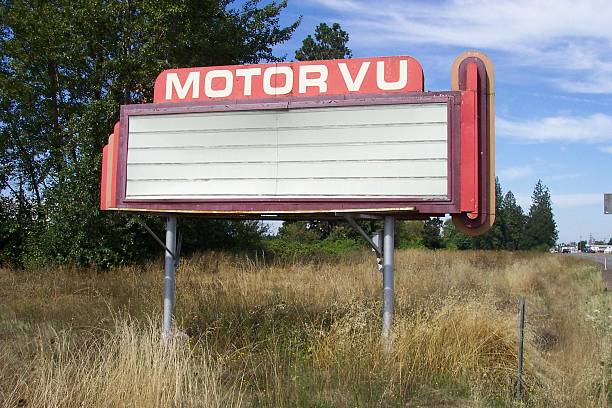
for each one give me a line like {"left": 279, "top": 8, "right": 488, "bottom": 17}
{"left": 1, "top": 249, "right": 610, "bottom": 407}
{"left": 1, "top": 316, "right": 240, "bottom": 408}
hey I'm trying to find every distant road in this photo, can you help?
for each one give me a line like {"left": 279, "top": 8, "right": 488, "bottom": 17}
{"left": 567, "top": 253, "right": 612, "bottom": 289}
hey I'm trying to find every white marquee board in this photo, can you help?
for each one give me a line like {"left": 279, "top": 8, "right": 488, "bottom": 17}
{"left": 125, "top": 103, "right": 449, "bottom": 201}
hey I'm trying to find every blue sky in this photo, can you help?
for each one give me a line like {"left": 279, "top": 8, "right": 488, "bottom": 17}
{"left": 266, "top": 0, "right": 612, "bottom": 243}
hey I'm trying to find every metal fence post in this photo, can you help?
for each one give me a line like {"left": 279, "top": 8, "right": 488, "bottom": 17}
{"left": 382, "top": 216, "right": 395, "bottom": 348}
{"left": 162, "top": 217, "right": 177, "bottom": 341}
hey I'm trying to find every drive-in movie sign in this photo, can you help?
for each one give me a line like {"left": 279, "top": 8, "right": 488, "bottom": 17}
{"left": 99, "top": 51, "right": 495, "bottom": 346}
{"left": 8, "top": 2, "right": 612, "bottom": 405}
{"left": 101, "top": 52, "right": 495, "bottom": 235}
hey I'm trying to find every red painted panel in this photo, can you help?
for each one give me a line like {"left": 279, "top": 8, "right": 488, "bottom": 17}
{"left": 153, "top": 56, "right": 423, "bottom": 103}
{"left": 460, "top": 62, "right": 479, "bottom": 216}
{"left": 451, "top": 53, "right": 495, "bottom": 235}
{"left": 100, "top": 144, "right": 108, "bottom": 210}
{"left": 110, "top": 122, "right": 120, "bottom": 208}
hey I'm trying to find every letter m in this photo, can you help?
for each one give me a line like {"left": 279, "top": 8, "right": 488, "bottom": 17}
{"left": 165, "top": 71, "right": 200, "bottom": 100}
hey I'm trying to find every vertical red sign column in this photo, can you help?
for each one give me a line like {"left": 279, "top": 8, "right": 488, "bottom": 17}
{"left": 451, "top": 52, "right": 495, "bottom": 235}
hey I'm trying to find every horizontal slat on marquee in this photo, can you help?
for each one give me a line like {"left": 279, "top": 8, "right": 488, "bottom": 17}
{"left": 125, "top": 103, "right": 449, "bottom": 199}
{"left": 126, "top": 178, "right": 447, "bottom": 198}
{"left": 126, "top": 160, "right": 446, "bottom": 180}
{"left": 127, "top": 124, "right": 446, "bottom": 148}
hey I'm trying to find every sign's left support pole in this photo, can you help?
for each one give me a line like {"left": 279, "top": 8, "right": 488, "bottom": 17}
{"left": 162, "top": 217, "right": 177, "bottom": 342}
{"left": 382, "top": 216, "right": 395, "bottom": 351}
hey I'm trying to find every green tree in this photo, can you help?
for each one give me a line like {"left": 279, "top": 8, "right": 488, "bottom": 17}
{"left": 1, "top": 0, "right": 299, "bottom": 267}
{"left": 442, "top": 219, "right": 472, "bottom": 250}
{"left": 422, "top": 217, "right": 444, "bottom": 249}
{"left": 471, "top": 178, "right": 505, "bottom": 250}
{"left": 277, "top": 221, "right": 322, "bottom": 243}
{"left": 396, "top": 220, "right": 425, "bottom": 248}
{"left": 522, "top": 180, "right": 558, "bottom": 250}
{"left": 500, "top": 191, "right": 525, "bottom": 250}
{"left": 0, "top": 196, "right": 20, "bottom": 265}
{"left": 295, "top": 22, "right": 352, "bottom": 61}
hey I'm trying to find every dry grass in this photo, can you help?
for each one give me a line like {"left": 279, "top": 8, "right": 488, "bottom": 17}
{"left": 1, "top": 318, "right": 239, "bottom": 408}
{"left": 0, "top": 249, "right": 610, "bottom": 407}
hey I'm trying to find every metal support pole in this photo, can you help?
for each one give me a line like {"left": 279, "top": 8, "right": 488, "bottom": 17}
{"left": 162, "top": 217, "right": 177, "bottom": 341}
{"left": 516, "top": 297, "right": 525, "bottom": 401}
{"left": 343, "top": 215, "right": 382, "bottom": 257}
{"left": 382, "top": 216, "right": 395, "bottom": 347}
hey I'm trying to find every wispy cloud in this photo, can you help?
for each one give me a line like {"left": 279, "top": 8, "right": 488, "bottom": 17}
{"left": 498, "top": 113, "right": 612, "bottom": 143}
{"left": 307, "top": 0, "right": 612, "bottom": 93}
{"left": 499, "top": 165, "right": 533, "bottom": 181}
{"left": 515, "top": 192, "right": 602, "bottom": 210}
{"left": 545, "top": 173, "right": 583, "bottom": 181}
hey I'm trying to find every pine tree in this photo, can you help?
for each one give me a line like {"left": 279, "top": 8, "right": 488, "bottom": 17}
{"left": 522, "top": 180, "right": 558, "bottom": 250}
{"left": 500, "top": 191, "right": 525, "bottom": 250}
{"left": 295, "top": 22, "right": 352, "bottom": 61}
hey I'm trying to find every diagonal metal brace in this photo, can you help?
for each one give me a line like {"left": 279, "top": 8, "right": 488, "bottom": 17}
{"left": 343, "top": 215, "right": 382, "bottom": 257}
{"left": 134, "top": 217, "right": 178, "bottom": 262}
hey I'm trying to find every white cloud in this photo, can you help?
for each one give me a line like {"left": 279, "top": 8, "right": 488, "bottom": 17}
{"left": 545, "top": 173, "right": 583, "bottom": 181}
{"left": 514, "top": 192, "right": 603, "bottom": 210}
{"left": 498, "top": 113, "right": 612, "bottom": 143}
{"left": 307, "top": 0, "right": 612, "bottom": 93}
{"left": 499, "top": 165, "right": 533, "bottom": 180}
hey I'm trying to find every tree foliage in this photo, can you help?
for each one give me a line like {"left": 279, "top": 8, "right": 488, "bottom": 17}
{"left": 442, "top": 219, "right": 472, "bottom": 250}
{"left": 441, "top": 178, "right": 556, "bottom": 251}
{"left": 422, "top": 218, "right": 444, "bottom": 249}
{"left": 295, "top": 22, "right": 352, "bottom": 61}
{"left": 396, "top": 221, "right": 425, "bottom": 248}
{"left": 275, "top": 177, "right": 558, "bottom": 253}
{"left": 0, "top": 0, "right": 298, "bottom": 267}
{"left": 500, "top": 191, "right": 525, "bottom": 250}
{"left": 471, "top": 178, "right": 505, "bottom": 250}
{"left": 522, "top": 180, "right": 558, "bottom": 250}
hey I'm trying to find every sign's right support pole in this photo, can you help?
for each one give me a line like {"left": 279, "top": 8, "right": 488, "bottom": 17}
{"left": 162, "top": 216, "right": 177, "bottom": 342}
{"left": 382, "top": 216, "right": 395, "bottom": 349}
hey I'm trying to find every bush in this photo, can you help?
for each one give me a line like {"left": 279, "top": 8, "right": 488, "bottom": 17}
{"left": 265, "top": 236, "right": 361, "bottom": 260}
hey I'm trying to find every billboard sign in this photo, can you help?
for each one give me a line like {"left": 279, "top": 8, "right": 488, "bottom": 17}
{"left": 101, "top": 53, "right": 495, "bottom": 235}
{"left": 155, "top": 56, "right": 424, "bottom": 103}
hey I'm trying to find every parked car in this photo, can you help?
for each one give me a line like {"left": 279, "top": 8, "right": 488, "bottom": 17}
{"left": 604, "top": 247, "right": 612, "bottom": 254}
